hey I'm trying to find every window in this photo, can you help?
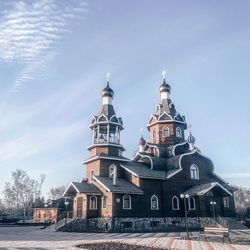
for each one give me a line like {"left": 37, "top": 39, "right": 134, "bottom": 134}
{"left": 102, "top": 196, "right": 107, "bottom": 209}
{"left": 172, "top": 196, "right": 179, "bottom": 210}
{"left": 151, "top": 195, "right": 159, "bottom": 210}
{"left": 123, "top": 194, "right": 131, "bottom": 209}
{"left": 176, "top": 127, "right": 182, "bottom": 138}
{"left": 223, "top": 197, "right": 229, "bottom": 208}
{"left": 153, "top": 128, "right": 157, "bottom": 143}
{"left": 188, "top": 197, "right": 196, "bottom": 210}
{"left": 162, "top": 126, "right": 169, "bottom": 137}
{"left": 90, "top": 170, "right": 95, "bottom": 183}
{"left": 190, "top": 164, "right": 199, "bottom": 179}
{"left": 89, "top": 196, "right": 97, "bottom": 210}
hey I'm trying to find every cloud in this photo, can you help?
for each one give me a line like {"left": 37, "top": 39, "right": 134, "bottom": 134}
{"left": 219, "top": 172, "right": 250, "bottom": 179}
{"left": 0, "top": 120, "right": 84, "bottom": 162}
{"left": 0, "top": 0, "right": 88, "bottom": 92}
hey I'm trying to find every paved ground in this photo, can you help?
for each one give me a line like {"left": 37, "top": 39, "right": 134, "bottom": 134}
{"left": 0, "top": 226, "right": 249, "bottom": 249}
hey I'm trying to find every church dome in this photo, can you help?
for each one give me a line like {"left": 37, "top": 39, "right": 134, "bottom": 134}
{"left": 102, "top": 82, "right": 114, "bottom": 98}
{"left": 139, "top": 136, "right": 146, "bottom": 146}
{"left": 159, "top": 80, "right": 171, "bottom": 94}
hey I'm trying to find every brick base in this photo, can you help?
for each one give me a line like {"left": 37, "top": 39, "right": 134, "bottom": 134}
{"left": 59, "top": 217, "right": 233, "bottom": 233}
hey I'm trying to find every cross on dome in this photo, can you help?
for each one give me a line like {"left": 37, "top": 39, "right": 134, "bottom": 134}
{"left": 162, "top": 70, "right": 166, "bottom": 80}
{"left": 106, "top": 72, "right": 111, "bottom": 83}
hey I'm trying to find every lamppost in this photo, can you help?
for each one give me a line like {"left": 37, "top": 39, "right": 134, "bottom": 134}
{"left": 180, "top": 193, "right": 190, "bottom": 240}
{"left": 210, "top": 201, "right": 217, "bottom": 221}
{"left": 64, "top": 198, "right": 70, "bottom": 224}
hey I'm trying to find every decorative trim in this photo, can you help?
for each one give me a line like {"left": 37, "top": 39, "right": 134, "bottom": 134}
{"left": 136, "top": 152, "right": 154, "bottom": 169}
{"left": 158, "top": 111, "right": 172, "bottom": 121}
{"left": 86, "top": 143, "right": 125, "bottom": 151}
{"left": 120, "top": 165, "right": 139, "bottom": 177}
{"left": 93, "top": 176, "right": 111, "bottom": 192}
{"left": 147, "top": 119, "right": 187, "bottom": 128}
{"left": 97, "top": 114, "right": 108, "bottom": 122}
{"left": 62, "top": 182, "right": 80, "bottom": 197}
{"left": 146, "top": 143, "right": 160, "bottom": 157}
{"left": 171, "top": 141, "right": 188, "bottom": 156}
{"left": 82, "top": 154, "right": 130, "bottom": 164}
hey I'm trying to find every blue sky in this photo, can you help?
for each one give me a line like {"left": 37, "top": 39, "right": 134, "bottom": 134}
{"left": 0, "top": 0, "right": 249, "bottom": 196}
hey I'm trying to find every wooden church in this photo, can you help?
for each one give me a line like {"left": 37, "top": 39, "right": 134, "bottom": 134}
{"left": 63, "top": 74, "right": 236, "bottom": 231}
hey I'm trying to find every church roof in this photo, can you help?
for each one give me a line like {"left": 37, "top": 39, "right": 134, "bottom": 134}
{"left": 98, "top": 104, "right": 116, "bottom": 119}
{"left": 63, "top": 180, "right": 102, "bottom": 197}
{"left": 120, "top": 162, "right": 167, "bottom": 180}
{"left": 93, "top": 176, "right": 143, "bottom": 194}
{"left": 184, "top": 182, "right": 232, "bottom": 196}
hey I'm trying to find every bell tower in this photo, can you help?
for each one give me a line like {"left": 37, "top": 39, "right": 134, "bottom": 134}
{"left": 147, "top": 71, "right": 187, "bottom": 146}
{"left": 88, "top": 75, "right": 124, "bottom": 157}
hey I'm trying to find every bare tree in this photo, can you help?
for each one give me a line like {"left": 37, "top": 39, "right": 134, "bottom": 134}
{"left": 2, "top": 169, "right": 46, "bottom": 216}
{"left": 48, "top": 185, "right": 66, "bottom": 200}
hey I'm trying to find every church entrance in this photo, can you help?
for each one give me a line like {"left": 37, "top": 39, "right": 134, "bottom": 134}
{"left": 76, "top": 197, "right": 83, "bottom": 217}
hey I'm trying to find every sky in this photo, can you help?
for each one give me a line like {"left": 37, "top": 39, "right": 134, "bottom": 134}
{"left": 0, "top": 0, "right": 249, "bottom": 197}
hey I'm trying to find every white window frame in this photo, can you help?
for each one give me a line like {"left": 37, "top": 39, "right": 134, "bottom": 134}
{"left": 123, "top": 194, "right": 131, "bottom": 209}
{"left": 188, "top": 197, "right": 196, "bottom": 210}
{"left": 89, "top": 196, "right": 97, "bottom": 210}
{"left": 190, "top": 164, "right": 199, "bottom": 180}
{"left": 176, "top": 127, "right": 182, "bottom": 138}
{"left": 151, "top": 195, "right": 159, "bottom": 210}
{"left": 172, "top": 196, "right": 179, "bottom": 210}
{"left": 162, "top": 126, "right": 170, "bottom": 137}
{"left": 223, "top": 197, "right": 229, "bottom": 208}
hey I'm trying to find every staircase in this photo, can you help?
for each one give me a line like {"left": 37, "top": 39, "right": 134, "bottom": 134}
{"left": 45, "top": 218, "right": 75, "bottom": 231}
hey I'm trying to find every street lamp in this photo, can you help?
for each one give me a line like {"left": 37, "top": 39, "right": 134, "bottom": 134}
{"left": 64, "top": 198, "right": 70, "bottom": 224}
{"left": 180, "top": 193, "right": 190, "bottom": 240}
{"left": 210, "top": 201, "right": 217, "bottom": 221}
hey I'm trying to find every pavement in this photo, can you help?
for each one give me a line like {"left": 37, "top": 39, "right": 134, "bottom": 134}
{"left": 0, "top": 226, "right": 249, "bottom": 249}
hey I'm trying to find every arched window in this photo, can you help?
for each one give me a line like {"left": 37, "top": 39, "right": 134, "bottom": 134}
{"left": 188, "top": 197, "right": 196, "bottom": 210}
{"left": 90, "top": 170, "right": 95, "bottom": 183}
{"left": 162, "top": 126, "right": 170, "bottom": 137}
{"left": 151, "top": 195, "right": 159, "bottom": 210}
{"left": 172, "top": 196, "right": 179, "bottom": 210}
{"left": 223, "top": 197, "right": 229, "bottom": 208}
{"left": 190, "top": 164, "right": 199, "bottom": 179}
{"left": 89, "top": 196, "right": 97, "bottom": 210}
{"left": 123, "top": 194, "right": 131, "bottom": 209}
{"left": 102, "top": 196, "right": 107, "bottom": 209}
{"left": 153, "top": 128, "right": 157, "bottom": 143}
{"left": 176, "top": 127, "right": 182, "bottom": 138}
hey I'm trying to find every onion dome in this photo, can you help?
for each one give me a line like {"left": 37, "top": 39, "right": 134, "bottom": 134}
{"left": 187, "top": 132, "right": 196, "bottom": 144}
{"left": 102, "top": 82, "right": 114, "bottom": 98}
{"left": 159, "top": 79, "right": 171, "bottom": 94}
{"left": 139, "top": 136, "right": 146, "bottom": 146}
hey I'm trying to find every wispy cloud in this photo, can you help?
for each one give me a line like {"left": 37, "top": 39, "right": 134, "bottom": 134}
{"left": 220, "top": 172, "right": 250, "bottom": 179}
{"left": 0, "top": 0, "right": 88, "bottom": 92}
{"left": 0, "top": 120, "right": 84, "bottom": 162}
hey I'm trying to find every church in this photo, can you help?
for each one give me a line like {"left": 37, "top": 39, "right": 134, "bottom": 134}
{"left": 63, "top": 74, "right": 236, "bottom": 232}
